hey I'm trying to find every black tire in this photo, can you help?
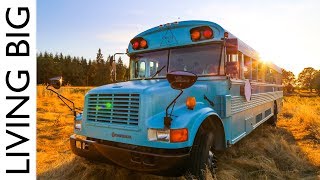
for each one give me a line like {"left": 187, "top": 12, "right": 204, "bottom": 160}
{"left": 267, "top": 102, "right": 278, "bottom": 126}
{"left": 188, "top": 128, "right": 216, "bottom": 180}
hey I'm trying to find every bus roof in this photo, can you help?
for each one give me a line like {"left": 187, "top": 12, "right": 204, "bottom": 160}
{"left": 266, "top": 62, "right": 282, "bottom": 73}
{"left": 127, "top": 20, "right": 282, "bottom": 73}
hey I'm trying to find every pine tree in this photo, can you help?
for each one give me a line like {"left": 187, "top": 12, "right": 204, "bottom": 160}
{"left": 93, "top": 48, "right": 105, "bottom": 85}
{"left": 116, "top": 57, "right": 126, "bottom": 81}
{"left": 36, "top": 50, "right": 128, "bottom": 86}
{"left": 87, "top": 60, "right": 96, "bottom": 86}
{"left": 80, "top": 57, "right": 88, "bottom": 86}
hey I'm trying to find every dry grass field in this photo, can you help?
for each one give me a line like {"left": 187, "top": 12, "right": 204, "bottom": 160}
{"left": 37, "top": 86, "right": 320, "bottom": 179}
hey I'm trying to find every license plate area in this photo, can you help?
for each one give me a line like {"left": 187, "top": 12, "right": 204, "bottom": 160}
{"left": 130, "top": 152, "right": 155, "bottom": 166}
{"left": 75, "top": 140, "right": 89, "bottom": 150}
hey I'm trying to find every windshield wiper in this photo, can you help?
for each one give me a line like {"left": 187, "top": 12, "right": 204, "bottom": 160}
{"left": 149, "top": 65, "right": 166, "bottom": 79}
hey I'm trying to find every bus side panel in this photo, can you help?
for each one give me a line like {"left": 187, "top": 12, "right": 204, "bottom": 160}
{"left": 229, "top": 81, "right": 283, "bottom": 144}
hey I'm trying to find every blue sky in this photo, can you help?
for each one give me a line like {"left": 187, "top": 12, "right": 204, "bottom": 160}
{"left": 37, "top": 0, "right": 320, "bottom": 75}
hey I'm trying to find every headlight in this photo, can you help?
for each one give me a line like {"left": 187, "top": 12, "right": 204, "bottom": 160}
{"left": 75, "top": 123, "right": 81, "bottom": 130}
{"left": 148, "top": 129, "right": 170, "bottom": 142}
{"left": 75, "top": 113, "right": 82, "bottom": 130}
{"left": 148, "top": 128, "right": 188, "bottom": 143}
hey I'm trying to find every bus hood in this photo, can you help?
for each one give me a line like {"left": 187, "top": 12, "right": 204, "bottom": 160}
{"left": 88, "top": 79, "right": 170, "bottom": 94}
{"left": 84, "top": 79, "right": 209, "bottom": 127}
{"left": 87, "top": 79, "right": 208, "bottom": 114}
{"left": 80, "top": 79, "right": 209, "bottom": 148}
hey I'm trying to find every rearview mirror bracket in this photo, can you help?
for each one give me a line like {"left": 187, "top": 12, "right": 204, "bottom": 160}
{"left": 46, "top": 77, "right": 82, "bottom": 119}
{"left": 164, "top": 71, "right": 198, "bottom": 128}
{"left": 164, "top": 89, "right": 183, "bottom": 129}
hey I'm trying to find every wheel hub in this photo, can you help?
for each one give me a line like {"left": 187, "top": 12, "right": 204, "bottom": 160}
{"left": 207, "top": 148, "right": 217, "bottom": 173}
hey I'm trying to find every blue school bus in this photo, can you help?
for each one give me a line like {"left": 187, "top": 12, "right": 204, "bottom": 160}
{"left": 67, "top": 20, "right": 283, "bottom": 178}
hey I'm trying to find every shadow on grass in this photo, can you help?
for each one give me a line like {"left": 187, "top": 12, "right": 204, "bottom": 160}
{"left": 214, "top": 124, "right": 319, "bottom": 179}
{"left": 37, "top": 156, "right": 182, "bottom": 180}
{"left": 37, "top": 125, "right": 319, "bottom": 180}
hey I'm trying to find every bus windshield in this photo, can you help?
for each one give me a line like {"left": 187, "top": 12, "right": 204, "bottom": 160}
{"left": 130, "top": 43, "right": 222, "bottom": 79}
{"left": 130, "top": 50, "right": 168, "bottom": 79}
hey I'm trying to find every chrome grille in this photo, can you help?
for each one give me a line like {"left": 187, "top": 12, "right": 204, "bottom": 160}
{"left": 86, "top": 93, "right": 140, "bottom": 126}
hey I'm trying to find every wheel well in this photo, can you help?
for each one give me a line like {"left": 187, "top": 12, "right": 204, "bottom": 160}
{"left": 274, "top": 100, "right": 278, "bottom": 114}
{"left": 198, "top": 115, "right": 226, "bottom": 150}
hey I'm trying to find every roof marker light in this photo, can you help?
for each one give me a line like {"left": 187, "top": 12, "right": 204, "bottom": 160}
{"left": 191, "top": 30, "right": 201, "bottom": 41}
{"left": 140, "top": 39, "right": 147, "bottom": 48}
{"left": 132, "top": 41, "right": 139, "bottom": 49}
{"left": 224, "top": 32, "right": 229, "bottom": 38}
{"left": 190, "top": 26, "right": 214, "bottom": 41}
{"left": 130, "top": 37, "right": 148, "bottom": 50}
{"left": 203, "top": 29, "right": 213, "bottom": 39}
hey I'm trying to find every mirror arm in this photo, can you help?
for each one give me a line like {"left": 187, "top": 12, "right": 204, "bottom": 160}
{"left": 114, "top": 52, "right": 127, "bottom": 57}
{"left": 57, "top": 95, "right": 74, "bottom": 113}
{"left": 46, "top": 85, "right": 80, "bottom": 116}
{"left": 166, "top": 90, "right": 183, "bottom": 117}
{"left": 111, "top": 53, "right": 127, "bottom": 83}
{"left": 164, "top": 90, "right": 183, "bottom": 129}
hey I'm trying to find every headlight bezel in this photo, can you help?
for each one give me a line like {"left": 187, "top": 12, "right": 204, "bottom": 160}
{"left": 148, "top": 128, "right": 170, "bottom": 142}
{"left": 74, "top": 113, "right": 83, "bottom": 130}
{"left": 148, "top": 128, "right": 188, "bottom": 143}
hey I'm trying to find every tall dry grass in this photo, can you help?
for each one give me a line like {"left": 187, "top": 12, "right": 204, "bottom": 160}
{"left": 37, "top": 86, "right": 89, "bottom": 176}
{"left": 37, "top": 86, "right": 320, "bottom": 179}
{"left": 277, "top": 96, "right": 320, "bottom": 167}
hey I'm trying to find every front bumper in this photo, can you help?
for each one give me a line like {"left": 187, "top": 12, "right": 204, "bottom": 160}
{"left": 70, "top": 134, "right": 190, "bottom": 176}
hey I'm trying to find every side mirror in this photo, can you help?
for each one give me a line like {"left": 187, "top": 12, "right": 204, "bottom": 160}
{"left": 49, "top": 76, "right": 62, "bottom": 89}
{"left": 166, "top": 71, "right": 198, "bottom": 90}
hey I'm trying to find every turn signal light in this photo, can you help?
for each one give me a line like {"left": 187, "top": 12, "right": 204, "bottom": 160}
{"left": 130, "top": 37, "right": 148, "bottom": 50}
{"left": 203, "top": 29, "right": 213, "bottom": 39}
{"left": 170, "top": 128, "right": 188, "bottom": 143}
{"left": 191, "top": 30, "right": 201, "bottom": 41}
{"left": 140, "top": 39, "right": 147, "bottom": 48}
{"left": 132, "top": 41, "right": 139, "bottom": 49}
{"left": 186, "top": 96, "right": 196, "bottom": 110}
{"left": 190, "top": 26, "right": 214, "bottom": 41}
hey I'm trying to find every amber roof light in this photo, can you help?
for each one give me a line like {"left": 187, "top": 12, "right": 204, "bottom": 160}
{"left": 190, "top": 26, "right": 214, "bottom": 42}
{"left": 130, "top": 37, "right": 148, "bottom": 50}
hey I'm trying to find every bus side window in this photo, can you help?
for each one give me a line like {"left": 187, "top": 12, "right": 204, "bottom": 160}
{"left": 226, "top": 54, "right": 239, "bottom": 79}
{"left": 243, "top": 55, "right": 251, "bottom": 79}
{"left": 251, "top": 59, "right": 258, "bottom": 81}
{"left": 258, "top": 62, "right": 265, "bottom": 82}
{"left": 266, "top": 67, "right": 274, "bottom": 83}
{"left": 219, "top": 49, "right": 225, "bottom": 75}
{"left": 275, "top": 72, "right": 282, "bottom": 85}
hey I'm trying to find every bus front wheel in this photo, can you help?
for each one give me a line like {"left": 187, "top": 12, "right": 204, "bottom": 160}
{"left": 188, "top": 128, "right": 216, "bottom": 179}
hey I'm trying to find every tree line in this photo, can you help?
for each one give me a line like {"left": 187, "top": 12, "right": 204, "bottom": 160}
{"left": 282, "top": 67, "right": 320, "bottom": 94}
{"left": 37, "top": 48, "right": 129, "bottom": 86}
{"left": 38, "top": 49, "right": 320, "bottom": 94}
